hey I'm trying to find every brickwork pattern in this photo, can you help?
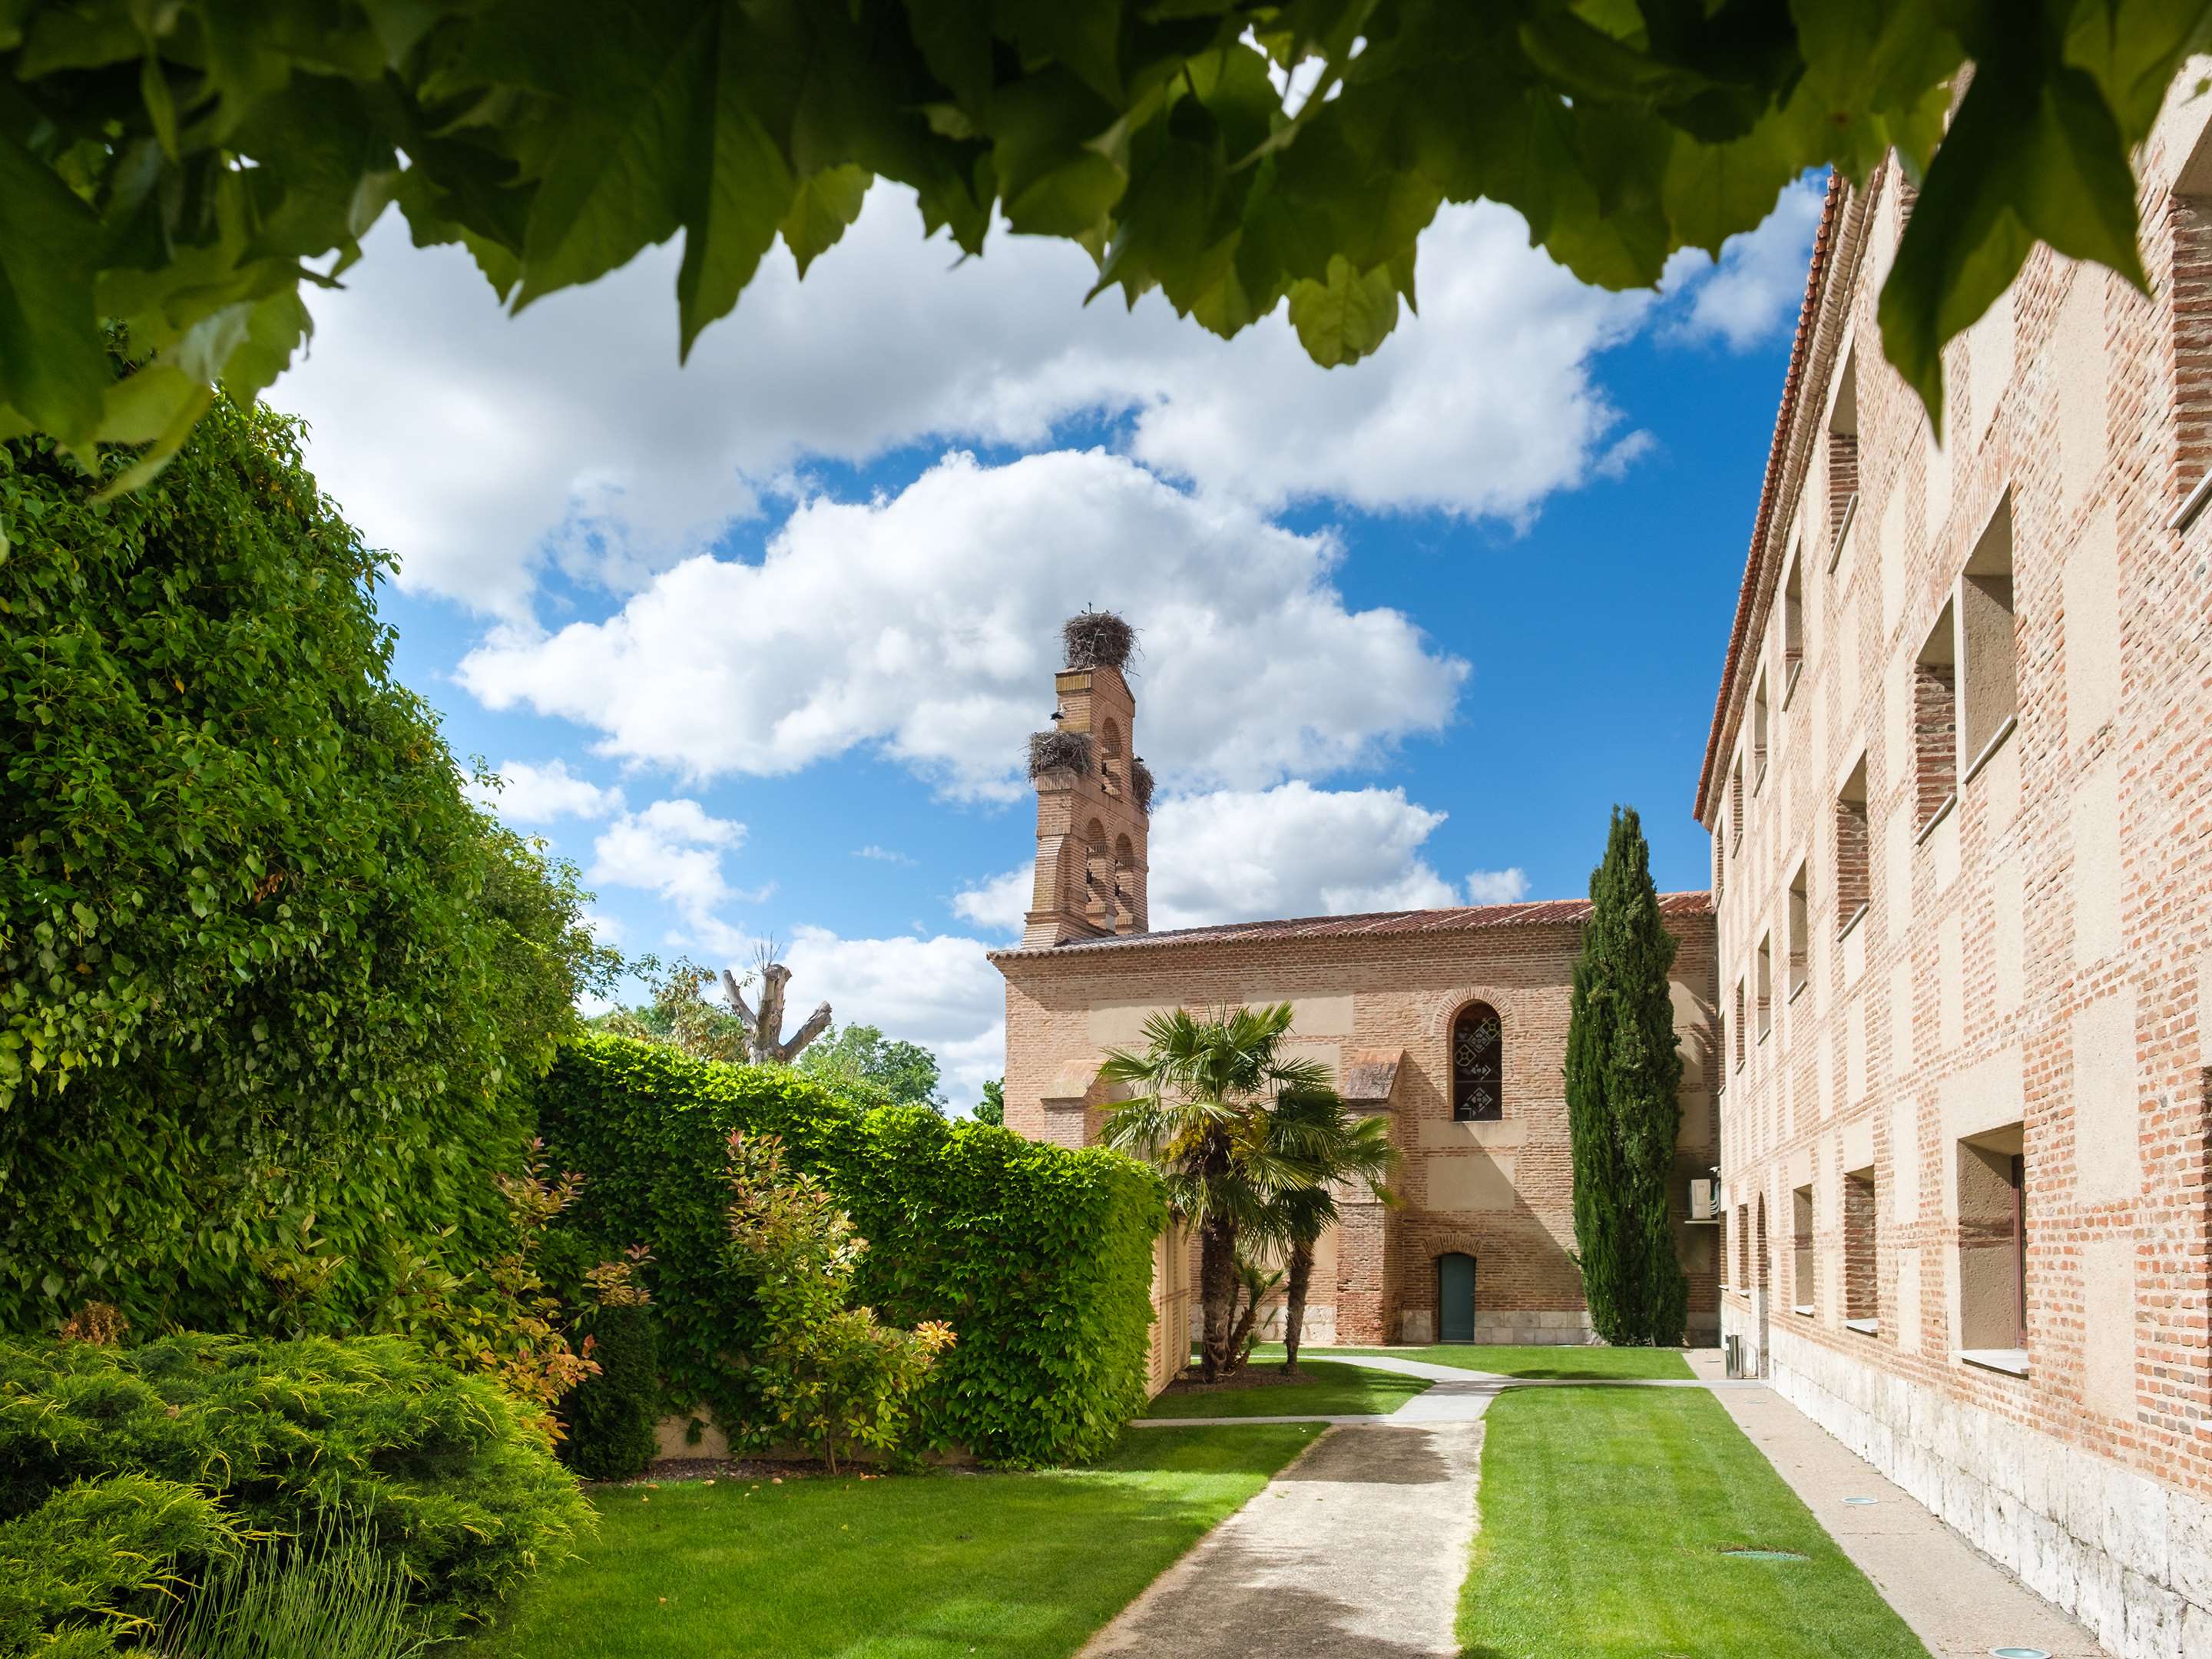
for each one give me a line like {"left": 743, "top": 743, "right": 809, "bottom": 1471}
{"left": 1704, "top": 96, "right": 2212, "bottom": 1655}
{"left": 999, "top": 912, "right": 1720, "bottom": 1351}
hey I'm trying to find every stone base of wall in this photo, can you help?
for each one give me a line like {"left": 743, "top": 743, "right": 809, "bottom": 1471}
{"left": 1253, "top": 1302, "right": 1337, "bottom": 1346}
{"left": 1753, "top": 1322, "right": 2212, "bottom": 1658}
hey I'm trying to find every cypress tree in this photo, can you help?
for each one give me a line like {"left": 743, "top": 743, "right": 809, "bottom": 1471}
{"left": 1566, "top": 806, "right": 1690, "bottom": 1346}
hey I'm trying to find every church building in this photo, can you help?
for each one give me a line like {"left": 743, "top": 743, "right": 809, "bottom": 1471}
{"left": 990, "top": 628, "right": 1722, "bottom": 1392}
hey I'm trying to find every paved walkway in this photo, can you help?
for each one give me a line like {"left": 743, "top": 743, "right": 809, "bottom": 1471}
{"left": 1121, "top": 1347, "right": 2111, "bottom": 1659}
{"left": 1081, "top": 1419, "right": 1486, "bottom": 1657}
{"left": 1684, "top": 1349, "right": 2109, "bottom": 1658}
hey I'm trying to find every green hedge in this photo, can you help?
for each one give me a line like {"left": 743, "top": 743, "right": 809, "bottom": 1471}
{"left": 0, "top": 1334, "right": 586, "bottom": 1647}
{"left": 561, "top": 1303, "right": 659, "bottom": 1483}
{"left": 535, "top": 1035, "right": 1164, "bottom": 1466}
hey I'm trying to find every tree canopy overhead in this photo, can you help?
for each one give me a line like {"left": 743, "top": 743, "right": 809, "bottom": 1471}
{"left": 2, "top": 1, "right": 2206, "bottom": 483}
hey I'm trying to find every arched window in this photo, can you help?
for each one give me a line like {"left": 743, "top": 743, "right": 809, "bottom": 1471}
{"left": 1084, "top": 818, "right": 1111, "bottom": 922}
{"left": 1450, "top": 1002, "right": 1502, "bottom": 1121}
{"left": 1112, "top": 833, "right": 1135, "bottom": 928}
{"left": 1099, "top": 717, "right": 1124, "bottom": 795}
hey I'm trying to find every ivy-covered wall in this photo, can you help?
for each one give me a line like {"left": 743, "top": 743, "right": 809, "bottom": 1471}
{"left": 535, "top": 1035, "right": 1164, "bottom": 1466}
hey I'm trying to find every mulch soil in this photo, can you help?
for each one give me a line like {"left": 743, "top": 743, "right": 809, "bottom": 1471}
{"left": 1157, "top": 1365, "right": 1311, "bottom": 1397}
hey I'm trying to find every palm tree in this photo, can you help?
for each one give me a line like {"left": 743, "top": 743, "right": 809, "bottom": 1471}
{"left": 1260, "top": 1084, "right": 1397, "bottom": 1373}
{"left": 1100, "top": 1004, "right": 1329, "bottom": 1382}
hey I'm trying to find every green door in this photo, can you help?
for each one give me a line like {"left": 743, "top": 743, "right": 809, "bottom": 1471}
{"left": 1438, "top": 1253, "right": 1476, "bottom": 1343}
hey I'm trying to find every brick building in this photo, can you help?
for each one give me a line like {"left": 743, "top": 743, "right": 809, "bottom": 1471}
{"left": 1701, "top": 94, "right": 2212, "bottom": 1656}
{"left": 992, "top": 646, "right": 1721, "bottom": 1395}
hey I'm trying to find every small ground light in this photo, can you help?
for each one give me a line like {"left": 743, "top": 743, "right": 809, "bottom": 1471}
{"left": 1843, "top": 1496, "right": 1879, "bottom": 1505}
{"left": 1989, "top": 1649, "right": 2051, "bottom": 1659}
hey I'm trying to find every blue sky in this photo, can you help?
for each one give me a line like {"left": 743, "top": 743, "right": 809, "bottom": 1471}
{"left": 269, "top": 179, "right": 1822, "bottom": 1108}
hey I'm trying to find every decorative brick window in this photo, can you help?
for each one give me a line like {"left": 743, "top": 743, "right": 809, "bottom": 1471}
{"left": 1781, "top": 547, "right": 1805, "bottom": 705}
{"left": 1827, "top": 351, "right": 1859, "bottom": 569}
{"left": 1450, "top": 1002, "right": 1503, "bottom": 1121}
{"left": 2171, "top": 126, "right": 2212, "bottom": 516}
{"left": 1786, "top": 863, "right": 1810, "bottom": 998}
{"left": 1756, "top": 935, "right": 1773, "bottom": 1042}
{"left": 1843, "top": 1166, "right": 1878, "bottom": 1326}
{"left": 1730, "top": 754, "right": 1745, "bottom": 847}
{"left": 1752, "top": 671, "right": 1770, "bottom": 792}
{"left": 1836, "top": 753, "right": 1869, "bottom": 935}
{"left": 1956, "top": 1125, "right": 2028, "bottom": 1356}
{"left": 1959, "top": 495, "right": 2018, "bottom": 776}
{"left": 1734, "top": 1204, "right": 1750, "bottom": 1289}
{"left": 1913, "top": 606, "right": 1959, "bottom": 836}
{"left": 1790, "top": 1184, "right": 1815, "bottom": 1313}
{"left": 1732, "top": 979, "right": 1747, "bottom": 1071}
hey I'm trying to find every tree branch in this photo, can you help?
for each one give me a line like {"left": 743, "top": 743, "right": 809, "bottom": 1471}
{"left": 720, "top": 969, "right": 757, "bottom": 1029}
{"left": 776, "top": 1002, "right": 833, "bottom": 1063}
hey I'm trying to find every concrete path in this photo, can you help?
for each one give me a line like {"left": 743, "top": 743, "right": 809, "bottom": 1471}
{"left": 1684, "top": 1349, "right": 2111, "bottom": 1658}
{"left": 1080, "top": 1419, "right": 1486, "bottom": 1658}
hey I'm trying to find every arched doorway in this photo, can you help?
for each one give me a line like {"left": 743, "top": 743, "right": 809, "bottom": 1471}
{"left": 1438, "top": 1253, "right": 1476, "bottom": 1343}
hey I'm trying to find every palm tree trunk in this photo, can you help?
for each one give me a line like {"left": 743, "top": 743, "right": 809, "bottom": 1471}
{"left": 1282, "top": 1239, "right": 1315, "bottom": 1373}
{"left": 1198, "top": 1215, "right": 1239, "bottom": 1382}
{"left": 1224, "top": 1278, "right": 1264, "bottom": 1376}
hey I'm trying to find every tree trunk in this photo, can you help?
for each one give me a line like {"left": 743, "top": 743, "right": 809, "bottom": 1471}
{"left": 1223, "top": 1273, "right": 1265, "bottom": 1377}
{"left": 1197, "top": 1216, "right": 1239, "bottom": 1382}
{"left": 1281, "top": 1240, "right": 1315, "bottom": 1373}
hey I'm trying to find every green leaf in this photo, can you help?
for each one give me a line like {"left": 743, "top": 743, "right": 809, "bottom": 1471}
{"left": 0, "top": 131, "right": 108, "bottom": 446}
{"left": 1287, "top": 255, "right": 1399, "bottom": 368}
{"left": 779, "top": 165, "right": 872, "bottom": 277}
{"left": 1880, "top": 41, "right": 2147, "bottom": 437}
{"left": 676, "top": 13, "right": 796, "bottom": 356}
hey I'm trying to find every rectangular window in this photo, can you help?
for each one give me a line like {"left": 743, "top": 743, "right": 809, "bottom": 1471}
{"left": 1836, "top": 753, "right": 1869, "bottom": 935}
{"left": 1733, "top": 979, "right": 1747, "bottom": 1071}
{"left": 1913, "top": 605, "right": 1958, "bottom": 835}
{"left": 1843, "top": 1166, "right": 1878, "bottom": 1327}
{"left": 2174, "top": 126, "right": 2212, "bottom": 518}
{"left": 1756, "top": 935, "right": 1773, "bottom": 1042}
{"left": 1959, "top": 495, "right": 2018, "bottom": 774}
{"left": 1730, "top": 754, "right": 1745, "bottom": 846}
{"left": 1781, "top": 549, "right": 1806, "bottom": 705}
{"left": 1956, "top": 1124, "right": 2027, "bottom": 1358}
{"left": 1735, "top": 1203, "right": 1751, "bottom": 1289}
{"left": 1828, "top": 352, "right": 1859, "bottom": 568}
{"left": 1786, "top": 863, "right": 1809, "bottom": 998}
{"left": 1753, "top": 672, "right": 1770, "bottom": 791}
{"left": 1791, "top": 1184, "right": 1815, "bottom": 1314}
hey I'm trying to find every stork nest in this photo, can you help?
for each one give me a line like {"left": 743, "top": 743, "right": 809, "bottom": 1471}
{"left": 1062, "top": 609, "right": 1136, "bottom": 672}
{"left": 1129, "top": 758, "right": 1156, "bottom": 814}
{"left": 1027, "top": 728, "right": 1095, "bottom": 779}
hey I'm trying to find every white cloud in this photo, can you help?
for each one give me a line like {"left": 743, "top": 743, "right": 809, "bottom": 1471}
{"left": 1666, "top": 177, "right": 1826, "bottom": 353}
{"left": 465, "top": 757, "right": 625, "bottom": 823}
{"left": 777, "top": 926, "right": 1007, "bottom": 1108}
{"left": 853, "top": 845, "right": 916, "bottom": 866}
{"left": 956, "top": 781, "right": 1463, "bottom": 936}
{"left": 459, "top": 448, "right": 1465, "bottom": 799}
{"left": 1147, "top": 783, "right": 1457, "bottom": 930}
{"left": 273, "top": 190, "right": 1659, "bottom": 614}
{"left": 1465, "top": 866, "right": 1531, "bottom": 905}
{"left": 586, "top": 799, "right": 750, "bottom": 935}
{"left": 952, "top": 866, "right": 1032, "bottom": 937}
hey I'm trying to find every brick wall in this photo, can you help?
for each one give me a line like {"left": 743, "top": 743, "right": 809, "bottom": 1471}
{"left": 998, "top": 904, "right": 1720, "bottom": 1353}
{"left": 1703, "top": 94, "right": 2212, "bottom": 1654}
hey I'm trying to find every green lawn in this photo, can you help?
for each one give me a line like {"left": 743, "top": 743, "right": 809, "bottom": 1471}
{"left": 1253, "top": 1343, "right": 1695, "bottom": 1380}
{"left": 1456, "top": 1388, "right": 1929, "bottom": 1659}
{"left": 1141, "top": 1358, "right": 1430, "bottom": 1418}
{"left": 467, "top": 1424, "right": 1314, "bottom": 1659}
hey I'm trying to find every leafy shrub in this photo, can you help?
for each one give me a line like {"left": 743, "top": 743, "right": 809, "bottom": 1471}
{"left": 0, "top": 1334, "right": 587, "bottom": 1641}
{"left": 535, "top": 1035, "right": 1164, "bottom": 1466}
{"left": 725, "top": 1134, "right": 954, "bottom": 1471}
{"left": 0, "top": 1472, "right": 237, "bottom": 1657}
{"left": 561, "top": 1302, "right": 659, "bottom": 1483}
{"left": 0, "top": 399, "right": 614, "bottom": 1339}
{"left": 157, "top": 1519, "right": 426, "bottom": 1659}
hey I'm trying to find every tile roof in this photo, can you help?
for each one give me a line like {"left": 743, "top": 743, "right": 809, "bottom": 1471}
{"left": 991, "top": 891, "right": 1712, "bottom": 959}
{"left": 1692, "top": 167, "right": 1848, "bottom": 824}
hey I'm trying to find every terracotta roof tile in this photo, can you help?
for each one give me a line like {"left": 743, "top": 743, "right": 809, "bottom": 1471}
{"left": 990, "top": 891, "right": 1712, "bottom": 959}
{"left": 1692, "top": 167, "right": 1847, "bottom": 823}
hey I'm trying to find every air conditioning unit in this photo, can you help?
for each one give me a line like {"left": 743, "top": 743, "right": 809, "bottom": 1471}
{"left": 1688, "top": 1177, "right": 1721, "bottom": 1222}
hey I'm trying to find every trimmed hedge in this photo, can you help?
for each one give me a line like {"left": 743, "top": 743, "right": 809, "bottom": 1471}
{"left": 561, "top": 1304, "right": 659, "bottom": 1482}
{"left": 0, "top": 1334, "right": 586, "bottom": 1647}
{"left": 535, "top": 1035, "right": 1164, "bottom": 1466}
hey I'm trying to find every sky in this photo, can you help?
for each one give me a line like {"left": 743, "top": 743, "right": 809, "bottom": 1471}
{"left": 265, "top": 174, "right": 1825, "bottom": 1111}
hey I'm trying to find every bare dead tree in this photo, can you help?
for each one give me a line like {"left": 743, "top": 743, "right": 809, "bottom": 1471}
{"left": 720, "top": 949, "right": 832, "bottom": 1065}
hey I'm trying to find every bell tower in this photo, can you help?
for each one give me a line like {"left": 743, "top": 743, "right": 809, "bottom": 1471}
{"left": 1022, "top": 611, "right": 1152, "bottom": 949}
